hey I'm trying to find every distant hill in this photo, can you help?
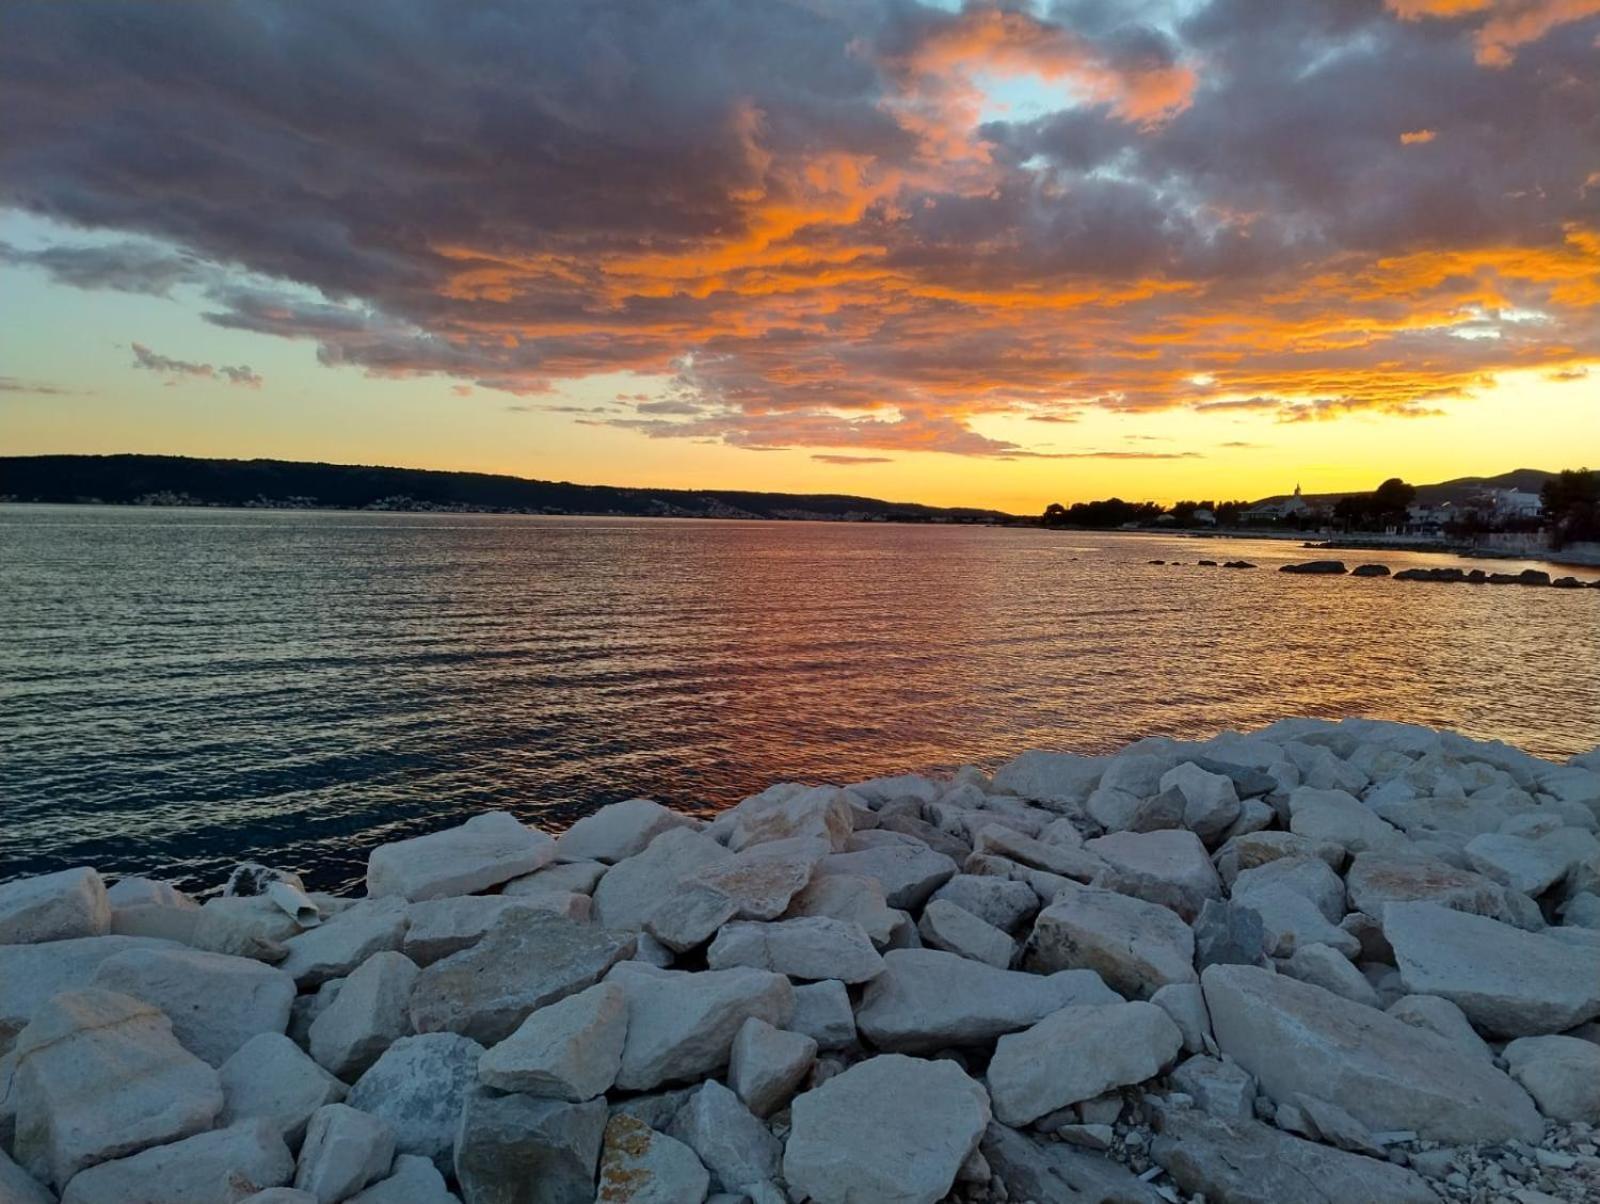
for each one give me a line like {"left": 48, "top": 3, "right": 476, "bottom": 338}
{"left": 1256, "top": 468, "right": 1556, "bottom": 508}
{"left": 0, "top": 454, "right": 1015, "bottom": 523}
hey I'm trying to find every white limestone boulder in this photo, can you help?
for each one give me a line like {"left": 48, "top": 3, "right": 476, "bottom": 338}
{"left": 783, "top": 872, "right": 899, "bottom": 947}
{"left": 813, "top": 841, "right": 957, "bottom": 910}
{"left": 402, "top": 895, "right": 588, "bottom": 967}
{"left": 706, "top": 917, "right": 883, "bottom": 983}
{"left": 1202, "top": 963, "right": 1542, "bottom": 1143}
{"left": 1503, "top": 1035, "right": 1600, "bottom": 1122}
{"left": 991, "top": 751, "right": 1106, "bottom": 810}
{"left": 293, "top": 1104, "right": 394, "bottom": 1204}
{"left": 1158, "top": 763, "right": 1241, "bottom": 845}
{"left": 190, "top": 896, "right": 302, "bottom": 963}
{"left": 278, "top": 899, "right": 410, "bottom": 986}
{"left": 646, "top": 844, "right": 823, "bottom": 952}
{"left": 971, "top": 827, "right": 1105, "bottom": 884}
{"left": 92, "top": 945, "right": 296, "bottom": 1067}
{"left": 1230, "top": 882, "right": 1359, "bottom": 959}
{"left": 783, "top": 1054, "right": 990, "bottom": 1204}
{"left": 59, "top": 1121, "right": 293, "bottom": 1204}
{"left": 221, "top": 1032, "right": 348, "bottom": 1148}
{"left": 1344, "top": 851, "right": 1535, "bottom": 929}
{"left": 1150, "top": 982, "right": 1213, "bottom": 1054}
{"left": 1281, "top": 943, "right": 1380, "bottom": 1008}
{"left": 855, "top": 948, "right": 1118, "bottom": 1053}
{"left": 929, "top": 874, "right": 1039, "bottom": 933}
{"left": 607, "top": 963, "right": 794, "bottom": 1092}
{"left": 107, "top": 877, "right": 199, "bottom": 943}
{"left": 1213, "top": 831, "right": 1345, "bottom": 888}
{"left": 728, "top": 1017, "right": 815, "bottom": 1118}
{"left": 595, "top": 1115, "right": 709, "bottom": 1204}
{"left": 987, "top": 1001, "right": 1183, "bottom": 1126}
{"left": 348, "top": 1033, "right": 483, "bottom": 1173}
{"left": 0, "top": 868, "right": 109, "bottom": 945}
{"left": 554, "top": 799, "right": 696, "bottom": 864}
{"left": 788, "top": 980, "right": 856, "bottom": 1051}
{"left": 665, "top": 1079, "right": 781, "bottom": 1194}
{"left": 365, "top": 812, "right": 555, "bottom": 902}
{"left": 1288, "top": 788, "right": 1407, "bottom": 854}
{"left": 0, "top": 1151, "right": 52, "bottom": 1204}
{"left": 308, "top": 951, "right": 419, "bottom": 1079}
{"left": 477, "top": 980, "right": 627, "bottom": 1101}
{"left": 1170, "top": 1055, "right": 1254, "bottom": 1120}
{"left": 1085, "top": 829, "right": 1221, "bottom": 920}
{"left": 1466, "top": 829, "right": 1593, "bottom": 896}
{"left": 715, "top": 784, "right": 853, "bottom": 854}
{"left": 591, "top": 828, "right": 731, "bottom": 931}
{"left": 917, "top": 899, "right": 1014, "bottom": 968}
{"left": 12, "top": 988, "right": 223, "bottom": 1190}
{"left": 502, "top": 859, "right": 607, "bottom": 899}
{"left": 1385, "top": 994, "right": 1494, "bottom": 1062}
{"left": 1383, "top": 901, "right": 1600, "bottom": 1036}
{"left": 0, "top": 935, "right": 179, "bottom": 1054}
{"left": 1022, "top": 885, "right": 1196, "bottom": 997}
{"left": 346, "top": 1154, "right": 457, "bottom": 1204}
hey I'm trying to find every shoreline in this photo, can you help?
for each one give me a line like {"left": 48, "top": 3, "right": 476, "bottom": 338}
{"left": 3, "top": 718, "right": 1599, "bottom": 1202}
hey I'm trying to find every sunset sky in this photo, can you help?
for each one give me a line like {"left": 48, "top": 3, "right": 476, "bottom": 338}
{"left": 2, "top": 0, "right": 1597, "bottom": 512}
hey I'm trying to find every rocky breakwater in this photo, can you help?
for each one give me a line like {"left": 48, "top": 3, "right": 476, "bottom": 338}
{"left": 3, "top": 725, "right": 1600, "bottom": 1204}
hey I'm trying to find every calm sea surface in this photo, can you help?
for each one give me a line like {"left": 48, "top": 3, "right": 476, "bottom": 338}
{"left": 3, "top": 505, "right": 1597, "bottom": 893}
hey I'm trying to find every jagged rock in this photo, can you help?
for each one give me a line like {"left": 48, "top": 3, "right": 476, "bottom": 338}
{"left": 1283, "top": 742, "right": 1368, "bottom": 793}
{"left": 554, "top": 799, "right": 696, "bottom": 864}
{"left": 592, "top": 829, "right": 732, "bottom": 931}
{"left": 309, "top": 951, "right": 419, "bottom": 1079}
{"left": 1203, "top": 963, "right": 1542, "bottom": 1142}
{"left": 596, "top": 1114, "right": 709, "bottom": 1203}
{"left": 12, "top": 989, "right": 222, "bottom": 1189}
{"left": 1384, "top": 901, "right": 1600, "bottom": 1036}
{"left": 917, "top": 899, "right": 1014, "bottom": 968}
{"left": 990, "top": 751, "right": 1107, "bottom": 810}
{"left": 106, "top": 877, "right": 200, "bottom": 943}
{"left": 813, "top": 842, "right": 957, "bottom": 909}
{"left": 1158, "top": 763, "right": 1241, "bottom": 844}
{"left": 1503, "top": 1035, "right": 1600, "bottom": 1122}
{"left": 410, "top": 911, "right": 634, "bottom": 1045}
{"left": 503, "top": 859, "right": 607, "bottom": 899}
{"left": 278, "top": 899, "right": 410, "bottom": 985}
{"left": 876, "top": 811, "right": 972, "bottom": 862}
{"left": 1385, "top": 994, "right": 1493, "bottom": 1061}
{"left": 289, "top": 980, "right": 341, "bottom": 1048}
{"left": 58, "top": 1121, "right": 293, "bottom": 1204}
{"left": 404, "top": 895, "right": 585, "bottom": 967}
{"left": 647, "top": 849, "right": 821, "bottom": 952}
{"left": 1231, "top": 882, "right": 1360, "bottom": 959}
{"left": 294, "top": 1104, "right": 394, "bottom": 1204}
{"left": 981, "top": 1122, "right": 1162, "bottom": 1204}
{"left": 856, "top": 948, "right": 1117, "bottom": 1052}
{"left": 928, "top": 874, "right": 1039, "bottom": 933}
{"left": 366, "top": 812, "right": 555, "bottom": 902}
{"left": 189, "top": 896, "right": 302, "bottom": 963}
{"left": 987, "top": 1002, "right": 1182, "bottom": 1125}
{"left": 220, "top": 1033, "right": 348, "bottom": 1148}
{"left": 477, "top": 980, "right": 627, "bottom": 1101}
{"left": 1345, "top": 851, "right": 1536, "bottom": 929}
{"left": 92, "top": 946, "right": 296, "bottom": 1067}
{"left": 1023, "top": 884, "right": 1196, "bottom": 997}
{"left": 1151, "top": 1108, "right": 1438, "bottom": 1204}
{"left": 784, "top": 1055, "right": 990, "bottom": 1204}
{"left": 1288, "top": 787, "right": 1407, "bottom": 854}
{"left": 454, "top": 1091, "right": 605, "bottom": 1204}
{"left": 782, "top": 873, "right": 898, "bottom": 946}
{"left": 1233, "top": 855, "right": 1345, "bottom": 921}
{"left": 788, "top": 980, "right": 856, "bottom": 1051}
{"left": 665, "top": 1080, "right": 780, "bottom": 1193}
{"left": 0, "top": 868, "right": 109, "bottom": 945}
{"left": 1466, "top": 829, "right": 1590, "bottom": 896}
{"left": 1282, "top": 943, "right": 1380, "bottom": 1008}
{"left": 609, "top": 963, "right": 794, "bottom": 1091}
{"left": 348, "top": 1033, "right": 483, "bottom": 1172}
{"left": 1084, "top": 829, "right": 1221, "bottom": 920}
{"left": 728, "top": 1018, "right": 815, "bottom": 1118}
{"left": 1150, "top": 981, "right": 1212, "bottom": 1053}
{"left": 715, "top": 784, "right": 853, "bottom": 854}
{"left": 1214, "top": 830, "right": 1345, "bottom": 888}
{"left": 707, "top": 918, "right": 883, "bottom": 982}
{"left": 973, "top": 827, "right": 1105, "bottom": 883}
{"left": 1192, "top": 898, "right": 1269, "bottom": 969}
{"left": 347, "top": 1154, "right": 457, "bottom": 1204}
{"left": 1171, "top": 1055, "right": 1255, "bottom": 1120}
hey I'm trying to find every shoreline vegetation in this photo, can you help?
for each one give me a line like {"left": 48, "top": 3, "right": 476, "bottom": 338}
{"left": 3, "top": 718, "right": 1600, "bottom": 1202}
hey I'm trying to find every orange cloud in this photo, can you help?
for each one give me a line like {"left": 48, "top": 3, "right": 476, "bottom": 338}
{"left": 1400, "top": 128, "right": 1437, "bottom": 143}
{"left": 1386, "top": 0, "right": 1600, "bottom": 64}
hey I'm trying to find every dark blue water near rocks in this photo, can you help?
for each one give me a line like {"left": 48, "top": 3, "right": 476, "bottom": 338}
{"left": 3, "top": 505, "right": 1596, "bottom": 893}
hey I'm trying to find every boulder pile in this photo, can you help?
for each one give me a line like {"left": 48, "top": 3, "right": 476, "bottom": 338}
{"left": 2, "top": 718, "right": 1600, "bottom": 1203}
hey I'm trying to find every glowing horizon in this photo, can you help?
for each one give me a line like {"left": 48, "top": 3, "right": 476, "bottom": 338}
{"left": 2, "top": 1, "right": 1597, "bottom": 512}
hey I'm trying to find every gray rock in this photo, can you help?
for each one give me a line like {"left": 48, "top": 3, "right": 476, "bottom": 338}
{"left": 609, "top": 963, "right": 794, "bottom": 1091}
{"left": 715, "top": 784, "right": 854, "bottom": 854}
{"left": 1233, "top": 882, "right": 1361, "bottom": 959}
{"left": 348, "top": 1033, "right": 484, "bottom": 1172}
{"left": 856, "top": 948, "right": 1117, "bottom": 1053}
{"left": 366, "top": 812, "right": 556, "bottom": 902}
{"left": 1503, "top": 1035, "right": 1600, "bottom": 1121}
{"left": 92, "top": 946, "right": 296, "bottom": 1067}
{"left": 987, "top": 1002, "right": 1182, "bottom": 1125}
{"left": 728, "top": 1018, "right": 815, "bottom": 1118}
{"left": 990, "top": 751, "right": 1107, "bottom": 810}
{"left": 1023, "top": 884, "right": 1196, "bottom": 997}
{"left": 347, "top": 1154, "right": 458, "bottom": 1204}
{"left": 1159, "top": 763, "right": 1241, "bottom": 844}
{"left": 0, "top": 1150, "right": 52, "bottom": 1204}
{"left": 1288, "top": 788, "right": 1407, "bottom": 854}
{"left": 403, "top": 895, "right": 588, "bottom": 968}
{"left": 707, "top": 918, "right": 883, "bottom": 982}
{"left": 278, "top": 899, "right": 410, "bottom": 986}
{"left": 1282, "top": 943, "right": 1380, "bottom": 1008}
{"left": 309, "top": 951, "right": 419, "bottom": 1079}
{"left": 13, "top": 989, "right": 222, "bottom": 1190}
{"left": 1385, "top": 994, "right": 1494, "bottom": 1061}
{"left": 1151, "top": 1109, "right": 1438, "bottom": 1204}
{"left": 220, "top": 1033, "right": 348, "bottom": 1148}
{"left": 784, "top": 1055, "right": 990, "bottom": 1204}
{"left": 503, "top": 859, "right": 607, "bottom": 899}
{"left": 107, "top": 877, "right": 200, "bottom": 944}
{"left": 782, "top": 873, "right": 899, "bottom": 947}
{"left": 240, "top": 1189, "right": 317, "bottom": 1203}
{"left": 591, "top": 829, "right": 732, "bottom": 932}
{"left": 787, "top": 980, "right": 856, "bottom": 1051}
{"left": 410, "top": 911, "right": 634, "bottom": 1045}
{"left": 1203, "top": 963, "right": 1542, "bottom": 1143}
{"left": 917, "top": 899, "right": 1014, "bottom": 968}
{"left": 1192, "top": 899, "right": 1269, "bottom": 969}
{"left": 1084, "top": 829, "right": 1222, "bottom": 920}
{"left": 980, "top": 1122, "right": 1161, "bottom": 1204}
{"left": 553, "top": 799, "right": 696, "bottom": 864}
{"left": 666, "top": 1080, "right": 780, "bottom": 1193}
{"left": 1466, "top": 830, "right": 1588, "bottom": 896}
{"left": 1233, "top": 856, "right": 1346, "bottom": 922}
{"left": 1383, "top": 901, "right": 1600, "bottom": 1036}
{"left": 813, "top": 842, "right": 957, "bottom": 910}
{"left": 477, "top": 980, "right": 627, "bottom": 1101}
{"left": 454, "top": 1091, "right": 605, "bottom": 1204}
{"left": 1150, "top": 982, "right": 1212, "bottom": 1053}
{"left": 0, "top": 869, "right": 109, "bottom": 945}
{"left": 1345, "top": 851, "right": 1534, "bottom": 929}
{"left": 294, "top": 1104, "right": 394, "bottom": 1204}
{"left": 191, "top": 896, "right": 303, "bottom": 963}
{"left": 58, "top": 1121, "right": 293, "bottom": 1204}
{"left": 928, "top": 874, "right": 1039, "bottom": 933}
{"left": 972, "top": 827, "right": 1105, "bottom": 883}
{"left": 1171, "top": 1055, "right": 1255, "bottom": 1120}
{"left": 595, "top": 1115, "right": 709, "bottom": 1203}
{"left": 1214, "top": 830, "right": 1345, "bottom": 889}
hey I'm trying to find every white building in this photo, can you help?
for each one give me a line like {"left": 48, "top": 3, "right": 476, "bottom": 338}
{"left": 1485, "top": 488, "right": 1542, "bottom": 519}
{"left": 1242, "top": 485, "right": 1311, "bottom": 522}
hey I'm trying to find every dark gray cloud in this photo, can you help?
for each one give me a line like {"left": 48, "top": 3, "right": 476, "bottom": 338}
{"left": 130, "top": 342, "right": 263, "bottom": 388}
